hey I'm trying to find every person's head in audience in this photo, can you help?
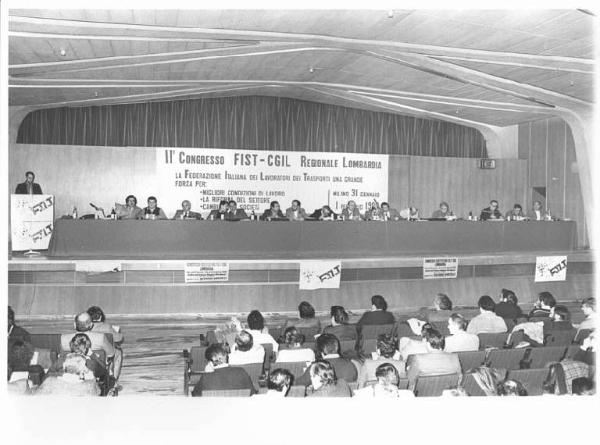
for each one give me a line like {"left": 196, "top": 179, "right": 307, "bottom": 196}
{"left": 247, "top": 310, "right": 265, "bottom": 332}
{"left": 298, "top": 301, "right": 316, "bottom": 320}
{"left": 74, "top": 312, "right": 93, "bottom": 332}
{"left": 283, "top": 327, "right": 305, "bottom": 348}
{"left": 270, "top": 201, "right": 280, "bottom": 214}
{"left": 330, "top": 305, "right": 349, "bottom": 326}
{"left": 8, "top": 340, "right": 33, "bottom": 373}
{"left": 536, "top": 292, "right": 556, "bottom": 310}
{"left": 420, "top": 323, "right": 435, "bottom": 339}
{"left": 205, "top": 343, "right": 229, "bottom": 368}
{"left": 309, "top": 360, "right": 337, "bottom": 390}
{"left": 267, "top": 369, "right": 293, "bottom": 396}
{"left": 434, "top": 293, "right": 453, "bottom": 311}
{"left": 424, "top": 329, "right": 445, "bottom": 352}
{"left": 228, "top": 200, "right": 238, "bottom": 213}
{"left": 511, "top": 204, "right": 523, "bottom": 215}
{"left": 550, "top": 305, "right": 570, "bottom": 322}
{"left": 499, "top": 289, "right": 518, "bottom": 306}
{"left": 125, "top": 195, "right": 137, "bottom": 208}
{"left": 478, "top": 295, "right": 496, "bottom": 313}
{"left": 63, "top": 353, "right": 93, "bottom": 379}
{"left": 321, "top": 205, "right": 333, "bottom": 217}
{"left": 147, "top": 196, "right": 158, "bottom": 210}
{"left": 496, "top": 379, "right": 527, "bottom": 396}
{"left": 69, "top": 333, "right": 92, "bottom": 356}
{"left": 375, "top": 363, "right": 400, "bottom": 390}
{"left": 87, "top": 306, "right": 106, "bottom": 323}
{"left": 316, "top": 333, "right": 340, "bottom": 359}
{"left": 581, "top": 297, "right": 596, "bottom": 318}
{"left": 371, "top": 294, "right": 388, "bottom": 311}
{"left": 291, "top": 200, "right": 301, "bottom": 211}
{"left": 8, "top": 305, "right": 16, "bottom": 329}
{"left": 181, "top": 200, "right": 192, "bottom": 213}
{"left": 234, "top": 330, "right": 254, "bottom": 352}
{"left": 572, "top": 377, "right": 595, "bottom": 395}
{"left": 447, "top": 313, "right": 468, "bottom": 335}
{"left": 217, "top": 200, "right": 228, "bottom": 212}
{"left": 376, "top": 334, "right": 397, "bottom": 359}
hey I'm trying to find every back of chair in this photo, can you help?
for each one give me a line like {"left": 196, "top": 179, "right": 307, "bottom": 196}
{"left": 487, "top": 348, "right": 527, "bottom": 371}
{"left": 544, "top": 329, "right": 576, "bottom": 347}
{"left": 268, "top": 326, "right": 284, "bottom": 342}
{"left": 564, "top": 344, "right": 583, "bottom": 360}
{"left": 503, "top": 318, "right": 517, "bottom": 331}
{"left": 230, "top": 363, "right": 264, "bottom": 391}
{"left": 527, "top": 346, "right": 567, "bottom": 369}
{"left": 206, "top": 330, "right": 219, "bottom": 345}
{"left": 189, "top": 346, "right": 209, "bottom": 373}
{"left": 287, "top": 385, "right": 306, "bottom": 397}
{"left": 274, "top": 361, "right": 309, "bottom": 380}
{"left": 528, "top": 316, "right": 548, "bottom": 323}
{"left": 478, "top": 332, "right": 509, "bottom": 349}
{"left": 507, "top": 368, "right": 549, "bottom": 396}
{"left": 364, "top": 378, "right": 409, "bottom": 390}
{"left": 361, "top": 339, "right": 378, "bottom": 354}
{"left": 339, "top": 339, "right": 357, "bottom": 354}
{"left": 29, "top": 333, "right": 62, "bottom": 353}
{"left": 261, "top": 343, "right": 274, "bottom": 371}
{"left": 201, "top": 388, "right": 252, "bottom": 397}
{"left": 394, "top": 322, "right": 415, "bottom": 339}
{"left": 296, "top": 326, "right": 321, "bottom": 339}
{"left": 460, "top": 373, "right": 489, "bottom": 396}
{"left": 414, "top": 373, "right": 461, "bottom": 397}
{"left": 574, "top": 329, "right": 592, "bottom": 344}
{"left": 361, "top": 324, "right": 395, "bottom": 340}
{"left": 456, "top": 350, "right": 486, "bottom": 373}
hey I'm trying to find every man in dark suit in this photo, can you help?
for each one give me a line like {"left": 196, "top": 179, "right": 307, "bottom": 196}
{"left": 260, "top": 200, "right": 285, "bottom": 220}
{"left": 172, "top": 200, "right": 203, "bottom": 220}
{"left": 207, "top": 200, "right": 230, "bottom": 220}
{"left": 226, "top": 200, "right": 249, "bottom": 220}
{"left": 480, "top": 200, "right": 503, "bottom": 221}
{"left": 356, "top": 295, "right": 396, "bottom": 327}
{"left": 191, "top": 344, "right": 256, "bottom": 396}
{"left": 15, "top": 171, "right": 43, "bottom": 195}
{"left": 285, "top": 199, "right": 309, "bottom": 221}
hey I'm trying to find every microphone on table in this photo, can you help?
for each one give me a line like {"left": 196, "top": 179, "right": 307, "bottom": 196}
{"left": 90, "top": 203, "right": 100, "bottom": 210}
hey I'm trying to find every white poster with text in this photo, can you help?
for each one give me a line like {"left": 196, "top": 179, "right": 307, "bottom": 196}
{"left": 185, "top": 262, "right": 230, "bottom": 283}
{"left": 423, "top": 257, "right": 459, "bottom": 279}
{"left": 156, "top": 147, "right": 388, "bottom": 216}
{"left": 299, "top": 261, "right": 342, "bottom": 290}
{"left": 534, "top": 256, "right": 567, "bottom": 282}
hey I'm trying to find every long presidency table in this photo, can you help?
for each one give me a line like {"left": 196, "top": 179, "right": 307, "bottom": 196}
{"left": 46, "top": 220, "right": 577, "bottom": 259}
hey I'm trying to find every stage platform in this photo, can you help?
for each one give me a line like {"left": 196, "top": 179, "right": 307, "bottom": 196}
{"left": 8, "top": 249, "right": 595, "bottom": 318}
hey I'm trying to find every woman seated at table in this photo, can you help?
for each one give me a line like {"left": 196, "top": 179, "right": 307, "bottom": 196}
{"left": 505, "top": 203, "right": 526, "bottom": 221}
{"left": 431, "top": 201, "right": 456, "bottom": 220}
{"left": 310, "top": 205, "right": 337, "bottom": 221}
{"left": 276, "top": 327, "right": 315, "bottom": 363}
{"left": 114, "top": 194, "right": 143, "bottom": 220}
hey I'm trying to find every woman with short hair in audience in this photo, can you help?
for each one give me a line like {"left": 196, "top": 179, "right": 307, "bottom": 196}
{"left": 576, "top": 297, "right": 596, "bottom": 332}
{"left": 306, "top": 360, "right": 352, "bottom": 397}
{"left": 357, "top": 334, "right": 405, "bottom": 388}
{"left": 276, "top": 327, "right": 315, "bottom": 363}
{"left": 494, "top": 289, "right": 523, "bottom": 319}
{"left": 322, "top": 305, "right": 357, "bottom": 340}
{"left": 528, "top": 291, "right": 556, "bottom": 318}
{"left": 285, "top": 301, "right": 321, "bottom": 331}
{"left": 354, "top": 363, "right": 413, "bottom": 398}
{"left": 356, "top": 295, "right": 395, "bottom": 327}
{"left": 572, "top": 377, "right": 595, "bottom": 395}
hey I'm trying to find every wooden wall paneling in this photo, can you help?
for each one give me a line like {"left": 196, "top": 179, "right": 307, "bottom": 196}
{"left": 387, "top": 155, "right": 410, "bottom": 211}
{"left": 546, "top": 117, "right": 566, "bottom": 218}
{"left": 529, "top": 119, "right": 548, "bottom": 188}
{"left": 564, "top": 124, "right": 587, "bottom": 247}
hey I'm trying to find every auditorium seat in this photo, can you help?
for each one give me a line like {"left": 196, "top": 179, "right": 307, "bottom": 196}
{"left": 261, "top": 343, "right": 275, "bottom": 372}
{"left": 507, "top": 368, "right": 549, "bottom": 396}
{"left": 478, "top": 332, "right": 509, "bottom": 349}
{"left": 564, "top": 344, "right": 583, "bottom": 359}
{"left": 287, "top": 385, "right": 306, "bottom": 397}
{"left": 394, "top": 322, "right": 415, "bottom": 339}
{"left": 206, "top": 330, "right": 219, "bottom": 345}
{"left": 364, "top": 378, "right": 409, "bottom": 390}
{"left": 544, "top": 329, "right": 576, "bottom": 347}
{"left": 526, "top": 346, "right": 567, "bottom": 369}
{"left": 360, "top": 324, "right": 395, "bottom": 339}
{"left": 528, "top": 316, "right": 549, "bottom": 323}
{"left": 574, "top": 329, "right": 593, "bottom": 344}
{"left": 230, "top": 363, "right": 264, "bottom": 392}
{"left": 487, "top": 348, "right": 527, "bottom": 371}
{"left": 460, "top": 373, "right": 488, "bottom": 396}
{"left": 201, "top": 389, "right": 252, "bottom": 397}
{"left": 296, "top": 326, "right": 321, "bottom": 340}
{"left": 268, "top": 327, "right": 284, "bottom": 342}
{"left": 413, "top": 373, "right": 461, "bottom": 397}
{"left": 29, "top": 333, "right": 62, "bottom": 353}
{"left": 339, "top": 339, "right": 357, "bottom": 355}
{"left": 183, "top": 346, "right": 208, "bottom": 395}
{"left": 456, "top": 350, "right": 486, "bottom": 372}
{"left": 273, "top": 361, "right": 309, "bottom": 380}
{"left": 361, "top": 339, "right": 378, "bottom": 354}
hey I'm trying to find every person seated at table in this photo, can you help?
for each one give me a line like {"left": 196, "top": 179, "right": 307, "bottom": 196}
{"left": 354, "top": 363, "right": 413, "bottom": 398}
{"left": 494, "top": 289, "right": 523, "bottom": 319}
{"left": 322, "top": 305, "right": 357, "bottom": 341}
{"left": 115, "top": 194, "right": 143, "bottom": 220}
{"left": 356, "top": 295, "right": 395, "bottom": 327}
{"left": 260, "top": 200, "right": 285, "bottom": 220}
{"left": 505, "top": 203, "right": 526, "bottom": 221}
{"left": 276, "top": 327, "right": 315, "bottom": 363}
{"left": 529, "top": 200, "right": 549, "bottom": 221}
{"left": 285, "top": 199, "right": 308, "bottom": 221}
{"left": 466, "top": 295, "right": 507, "bottom": 334}
{"left": 140, "top": 196, "right": 167, "bottom": 220}
{"left": 364, "top": 201, "right": 383, "bottom": 221}
{"left": 379, "top": 202, "right": 400, "bottom": 221}
{"left": 86, "top": 305, "right": 123, "bottom": 379}
{"left": 357, "top": 334, "right": 405, "bottom": 388}
{"left": 228, "top": 330, "right": 265, "bottom": 366}
{"left": 340, "top": 200, "right": 363, "bottom": 221}
{"left": 480, "top": 200, "right": 503, "bottom": 221}
{"left": 226, "top": 200, "right": 248, "bottom": 220}
{"left": 262, "top": 368, "right": 293, "bottom": 397}
{"left": 284, "top": 301, "right": 322, "bottom": 330}
{"left": 528, "top": 291, "right": 556, "bottom": 319}
{"left": 310, "top": 205, "right": 337, "bottom": 221}
{"left": 207, "top": 200, "right": 229, "bottom": 220}
{"left": 431, "top": 201, "right": 455, "bottom": 219}
{"left": 172, "top": 200, "right": 202, "bottom": 220}
{"left": 305, "top": 360, "right": 352, "bottom": 398}
{"left": 399, "top": 206, "right": 420, "bottom": 220}
{"left": 35, "top": 353, "right": 101, "bottom": 397}
{"left": 192, "top": 343, "right": 255, "bottom": 396}
{"left": 444, "top": 314, "right": 479, "bottom": 353}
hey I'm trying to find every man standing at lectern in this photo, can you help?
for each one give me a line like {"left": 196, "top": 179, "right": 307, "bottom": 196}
{"left": 15, "top": 171, "right": 43, "bottom": 195}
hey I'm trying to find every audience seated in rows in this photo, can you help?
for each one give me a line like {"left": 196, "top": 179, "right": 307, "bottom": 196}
{"left": 494, "top": 289, "right": 523, "bottom": 319}
{"left": 354, "top": 363, "right": 413, "bottom": 398}
{"left": 295, "top": 334, "right": 358, "bottom": 386}
{"left": 192, "top": 343, "right": 255, "bottom": 396}
{"left": 245, "top": 310, "right": 279, "bottom": 352}
{"left": 228, "top": 330, "right": 265, "bottom": 366}
{"left": 357, "top": 334, "right": 405, "bottom": 388}
{"left": 306, "top": 360, "right": 352, "bottom": 397}
{"left": 276, "top": 327, "right": 315, "bottom": 363}
{"left": 466, "top": 295, "right": 507, "bottom": 334}
{"left": 36, "top": 353, "right": 101, "bottom": 397}
{"left": 529, "top": 291, "right": 556, "bottom": 318}
{"left": 284, "top": 301, "right": 321, "bottom": 331}
{"left": 357, "top": 295, "right": 395, "bottom": 327}
{"left": 87, "top": 306, "right": 123, "bottom": 379}
{"left": 444, "top": 314, "right": 479, "bottom": 353}
{"left": 61, "top": 312, "right": 115, "bottom": 361}
{"left": 405, "top": 329, "right": 461, "bottom": 390}
{"left": 321, "top": 305, "right": 357, "bottom": 340}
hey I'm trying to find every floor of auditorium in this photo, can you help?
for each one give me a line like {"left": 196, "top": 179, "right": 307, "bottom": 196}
{"left": 17, "top": 302, "right": 585, "bottom": 396}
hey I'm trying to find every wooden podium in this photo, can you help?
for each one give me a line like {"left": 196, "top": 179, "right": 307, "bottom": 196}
{"left": 10, "top": 194, "right": 55, "bottom": 253}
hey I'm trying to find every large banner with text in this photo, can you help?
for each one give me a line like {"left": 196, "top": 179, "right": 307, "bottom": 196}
{"left": 156, "top": 148, "right": 388, "bottom": 215}
{"left": 10, "top": 194, "right": 54, "bottom": 251}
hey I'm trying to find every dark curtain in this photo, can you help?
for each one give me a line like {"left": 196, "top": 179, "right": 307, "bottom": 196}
{"left": 17, "top": 96, "right": 487, "bottom": 157}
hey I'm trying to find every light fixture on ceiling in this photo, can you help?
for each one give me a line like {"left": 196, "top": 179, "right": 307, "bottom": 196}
{"left": 59, "top": 48, "right": 66, "bottom": 56}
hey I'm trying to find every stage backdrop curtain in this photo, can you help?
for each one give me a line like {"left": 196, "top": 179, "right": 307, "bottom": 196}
{"left": 17, "top": 96, "right": 486, "bottom": 158}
